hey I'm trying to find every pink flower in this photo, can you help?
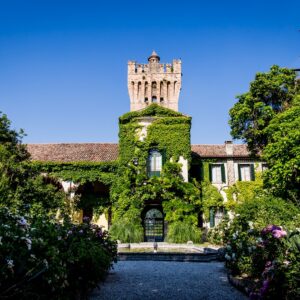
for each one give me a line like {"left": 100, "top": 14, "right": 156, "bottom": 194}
{"left": 272, "top": 229, "right": 287, "bottom": 239}
{"left": 261, "top": 224, "right": 281, "bottom": 235}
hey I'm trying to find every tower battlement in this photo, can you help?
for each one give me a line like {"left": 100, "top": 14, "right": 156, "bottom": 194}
{"left": 128, "top": 51, "right": 182, "bottom": 112}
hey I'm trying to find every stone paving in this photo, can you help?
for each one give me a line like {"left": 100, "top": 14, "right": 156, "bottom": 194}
{"left": 90, "top": 261, "right": 247, "bottom": 300}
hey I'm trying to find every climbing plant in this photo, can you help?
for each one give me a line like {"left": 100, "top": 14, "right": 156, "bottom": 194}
{"left": 28, "top": 104, "right": 225, "bottom": 235}
{"left": 31, "top": 161, "right": 118, "bottom": 185}
{"left": 111, "top": 104, "right": 224, "bottom": 239}
{"left": 118, "top": 104, "right": 192, "bottom": 165}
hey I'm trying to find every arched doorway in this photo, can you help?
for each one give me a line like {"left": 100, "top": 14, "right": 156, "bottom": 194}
{"left": 143, "top": 207, "right": 164, "bottom": 242}
{"left": 76, "top": 181, "right": 111, "bottom": 226}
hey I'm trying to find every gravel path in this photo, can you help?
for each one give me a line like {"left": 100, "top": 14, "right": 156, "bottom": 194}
{"left": 90, "top": 261, "right": 247, "bottom": 300}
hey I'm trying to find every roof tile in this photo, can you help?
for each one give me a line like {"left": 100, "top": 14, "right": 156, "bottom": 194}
{"left": 26, "top": 143, "right": 119, "bottom": 162}
{"left": 26, "top": 143, "right": 251, "bottom": 162}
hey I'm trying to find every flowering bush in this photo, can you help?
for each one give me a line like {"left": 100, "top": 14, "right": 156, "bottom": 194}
{"left": 222, "top": 216, "right": 300, "bottom": 299}
{"left": 0, "top": 208, "right": 117, "bottom": 299}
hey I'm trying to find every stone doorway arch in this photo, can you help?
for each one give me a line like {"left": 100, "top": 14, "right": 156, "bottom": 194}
{"left": 142, "top": 206, "right": 164, "bottom": 242}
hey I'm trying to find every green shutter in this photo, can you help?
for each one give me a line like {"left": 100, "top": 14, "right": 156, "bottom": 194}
{"left": 238, "top": 164, "right": 242, "bottom": 181}
{"left": 209, "top": 208, "right": 215, "bottom": 227}
{"left": 147, "top": 154, "right": 150, "bottom": 177}
{"left": 209, "top": 164, "right": 212, "bottom": 182}
{"left": 250, "top": 164, "right": 255, "bottom": 181}
{"left": 221, "top": 164, "right": 226, "bottom": 183}
{"left": 162, "top": 149, "right": 167, "bottom": 165}
{"left": 200, "top": 163, "right": 204, "bottom": 181}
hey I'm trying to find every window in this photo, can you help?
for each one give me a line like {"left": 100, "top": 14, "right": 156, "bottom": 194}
{"left": 148, "top": 150, "right": 162, "bottom": 177}
{"left": 210, "top": 207, "right": 225, "bottom": 228}
{"left": 238, "top": 164, "right": 255, "bottom": 181}
{"left": 152, "top": 96, "right": 157, "bottom": 103}
{"left": 209, "top": 164, "right": 226, "bottom": 183}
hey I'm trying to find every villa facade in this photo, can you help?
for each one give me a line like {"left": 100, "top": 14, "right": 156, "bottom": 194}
{"left": 27, "top": 52, "right": 263, "bottom": 241}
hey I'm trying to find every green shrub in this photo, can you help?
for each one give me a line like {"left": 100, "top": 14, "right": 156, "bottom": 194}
{"left": 219, "top": 194, "right": 300, "bottom": 299}
{"left": 209, "top": 195, "right": 300, "bottom": 246}
{"left": 109, "top": 219, "right": 144, "bottom": 243}
{"left": 166, "top": 221, "right": 201, "bottom": 243}
{"left": 0, "top": 208, "right": 117, "bottom": 299}
{"left": 234, "top": 195, "right": 300, "bottom": 230}
{"left": 207, "top": 215, "right": 230, "bottom": 245}
{"left": 224, "top": 221, "right": 300, "bottom": 299}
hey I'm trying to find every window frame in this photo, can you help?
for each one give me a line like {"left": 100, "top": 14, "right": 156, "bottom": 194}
{"left": 238, "top": 163, "right": 255, "bottom": 181}
{"left": 209, "top": 163, "right": 226, "bottom": 184}
{"left": 147, "top": 149, "right": 164, "bottom": 177}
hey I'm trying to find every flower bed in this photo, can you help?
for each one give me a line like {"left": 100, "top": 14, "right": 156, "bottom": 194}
{"left": 222, "top": 219, "right": 300, "bottom": 299}
{"left": 0, "top": 208, "right": 117, "bottom": 299}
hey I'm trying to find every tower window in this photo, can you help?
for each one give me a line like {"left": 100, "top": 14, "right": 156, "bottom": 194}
{"left": 160, "top": 97, "right": 164, "bottom": 102}
{"left": 144, "top": 97, "right": 148, "bottom": 103}
{"left": 152, "top": 96, "right": 157, "bottom": 103}
{"left": 148, "top": 150, "right": 162, "bottom": 177}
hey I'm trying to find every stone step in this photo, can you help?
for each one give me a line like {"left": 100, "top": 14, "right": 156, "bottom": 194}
{"left": 118, "top": 252, "right": 219, "bottom": 262}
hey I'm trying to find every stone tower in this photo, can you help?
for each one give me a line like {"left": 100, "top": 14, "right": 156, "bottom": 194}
{"left": 128, "top": 51, "right": 182, "bottom": 111}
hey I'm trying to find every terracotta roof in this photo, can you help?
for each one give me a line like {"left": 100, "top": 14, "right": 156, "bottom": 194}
{"left": 26, "top": 143, "right": 251, "bottom": 162}
{"left": 26, "top": 143, "right": 119, "bottom": 162}
{"left": 191, "top": 144, "right": 250, "bottom": 158}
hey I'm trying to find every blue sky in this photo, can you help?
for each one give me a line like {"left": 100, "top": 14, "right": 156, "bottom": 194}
{"left": 0, "top": 0, "right": 299, "bottom": 144}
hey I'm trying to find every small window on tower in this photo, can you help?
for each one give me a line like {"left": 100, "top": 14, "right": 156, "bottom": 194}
{"left": 160, "top": 97, "right": 164, "bottom": 102}
{"left": 144, "top": 97, "right": 148, "bottom": 103}
{"left": 152, "top": 96, "right": 157, "bottom": 103}
{"left": 148, "top": 150, "right": 162, "bottom": 177}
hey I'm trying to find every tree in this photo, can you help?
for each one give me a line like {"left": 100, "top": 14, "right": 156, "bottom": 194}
{"left": 229, "top": 66, "right": 299, "bottom": 155}
{"left": 263, "top": 96, "right": 300, "bottom": 202}
{"left": 0, "top": 112, "right": 65, "bottom": 216}
{"left": 0, "top": 111, "right": 29, "bottom": 161}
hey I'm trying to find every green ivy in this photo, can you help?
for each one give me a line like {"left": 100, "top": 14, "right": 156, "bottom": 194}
{"left": 112, "top": 104, "right": 224, "bottom": 235}
{"left": 27, "top": 104, "right": 225, "bottom": 236}
{"left": 119, "top": 103, "right": 185, "bottom": 124}
{"left": 225, "top": 172, "right": 264, "bottom": 211}
{"left": 30, "top": 161, "right": 118, "bottom": 185}
{"left": 119, "top": 104, "right": 191, "bottom": 165}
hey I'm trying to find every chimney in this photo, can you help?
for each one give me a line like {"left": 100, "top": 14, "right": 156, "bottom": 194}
{"left": 225, "top": 140, "right": 233, "bottom": 156}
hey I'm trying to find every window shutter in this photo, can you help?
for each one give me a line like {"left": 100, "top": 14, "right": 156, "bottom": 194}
{"left": 209, "top": 164, "right": 212, "bottom": 182}
{"left": 209, "top": 208, "right": 215, "bottom": 228}
{"left": 238, "top": 164, "right": 242, "bottom": 181}
{"left": 162, "top": 149, "right": 167, "bottom": 166}
{"left": 221, "top": 164, "right": 226, "bottom": 183}
{"left": 200, "top": 163, "right": 204, "bottom": 181}
{"left": 147, "top": 154, "right": 151, "bottom": 177}
{"left": 250, "top": 164, "right": 255, "bottom": 181}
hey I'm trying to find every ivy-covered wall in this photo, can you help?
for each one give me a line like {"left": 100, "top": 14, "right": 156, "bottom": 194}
{"left": 30, "top": 104, "right": 225, "bottom": 241}
{"left": 118, "top": 104, "right": 192, "bottom": 165}
{"left": 31, "top": 161, "right": 118, "bottom": 185}
{"left": 111, "top": 104, "right": 225, "bottom": 240}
